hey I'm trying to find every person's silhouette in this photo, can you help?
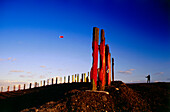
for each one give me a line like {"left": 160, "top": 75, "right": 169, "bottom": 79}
{"left": 146, "top": 75, "right": 150, "bottom": 83}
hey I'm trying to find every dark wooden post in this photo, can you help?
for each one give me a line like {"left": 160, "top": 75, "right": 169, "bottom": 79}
{"left": 60, "top": 77, "right": 62, "bottom": 83}
{"left": 34, "top": 82, "right": 37, "bottom": 88}
{"left": 24, "top": 84, "right": 26, "bottom": 90}
{"left": 56, "top": 77, "right": 58, "bottom": 84}
{"left": 75, "top": 74, "right": 77, "bottom": 82}
{"left": 29, "top": 83, "right": 32, "bottom": 89}
{"left": 7, "top": 86, "right": 10, "bottom": 92}
{"left": 86, "top": 72, "right": 89, "bottom": 82}
{"left": 112, "top": 58, "right": 114, "bottom": 82}
{"left": 84, "top": 73, "right": 86, "bottom": 82}
{"left": 52, "top": 78, "right": 54, "bottom": 85}
{"left": 18, "top": 85, "right": 21, "bottom": 90}
{"left": 99, "top": 29, "right": 106, "bottom": 91}
{"left": 68, "top": 76, "right": 70, "bottom": 83}
{"left": 1, "top": 87, "right": 3, "bottom": 92}
{"left": 72, "top": 75, "right": 74, "bottom": 83}
{"left": 43, "top": 80, "right": 45, "bottom": 86}
{"left": 77, "top": 74, "right": 79, "bottom": 82}
{"left": 106, "top": 44, "right": 111, "bottom": 86}
{"left": 64, "top": 76, "right": 66, "bottom": 83}
{"left": 13, "top": 85, "right": 15, "bottom": 91}
{"left": 47, "top": 79, "right": 49, "bottom": 85}
{"left": 36, "top": 82, "right": 38, "bottom": 87}
{"left": 40, "top": 81, "right": 42, "bottom": 86}
{"left": 82, "top": 73, "right": 84, "bottom": 82}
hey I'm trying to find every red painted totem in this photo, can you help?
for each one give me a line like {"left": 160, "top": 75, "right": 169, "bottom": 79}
{"left": 99, "top": 29, "right": 106, "bottom": 90}
{"left": 106, "top": 44, "right": 111, "bottom": 86}
{"left": 90, "top": 27, "right": 99, "bottom": 90}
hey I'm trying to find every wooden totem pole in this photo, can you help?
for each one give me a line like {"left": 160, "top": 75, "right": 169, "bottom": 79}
{"left": 106, "top": 44, "right": 111, "bottom": 86}
{"left": 99, "top": 29, "right": 106, "bottom": 91}
{"left": 90, "top": 27, "right": 99, "bottom": 90}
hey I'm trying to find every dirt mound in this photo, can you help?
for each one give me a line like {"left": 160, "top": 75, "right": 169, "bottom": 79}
{"left": 22, "top": 89, "right": 114, "bottom": 112}
{"left": 21, "top": 81, "right": 151, "bottom": 112}
{"left": 108, "top": 81, "right": 150, "bottom": 112}
{"left": 127, "top": 82, "right": 170, "bottom": 112}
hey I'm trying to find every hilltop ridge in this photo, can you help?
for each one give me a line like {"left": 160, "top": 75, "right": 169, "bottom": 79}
{"left": 0, "top": 81, "right": 169, "bottom": 112}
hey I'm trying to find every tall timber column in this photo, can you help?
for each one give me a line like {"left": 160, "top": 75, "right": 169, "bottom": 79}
{"left": 99, "top": 29, "right": 106, "bottom": 91}
{"left": 112, "top": 58, "right": 114, "bottom": 82}
{"left": 90, "top": 27, "right": 99, "bottom": 90}
{"left": 106, "top": 44, "right": 111, "bottom": 86}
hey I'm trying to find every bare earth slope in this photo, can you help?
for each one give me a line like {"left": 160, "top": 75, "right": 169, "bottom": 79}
{"left": 0, "top": 81, "right": 169, "bottom": 112}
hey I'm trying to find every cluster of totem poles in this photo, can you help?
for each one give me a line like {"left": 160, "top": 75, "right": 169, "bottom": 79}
{"left": 0, "top": 27, "right": 114, "bottom": 92}
{"left": 90, "top": 27, "right": 114, "bottom": 91}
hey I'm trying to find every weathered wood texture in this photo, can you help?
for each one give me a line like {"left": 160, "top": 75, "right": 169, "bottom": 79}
{"left": 99, "top": 29, "right": 106, "bottom": 90}
{"left": 90, "top": 27, "right": 99, "bottom": 90}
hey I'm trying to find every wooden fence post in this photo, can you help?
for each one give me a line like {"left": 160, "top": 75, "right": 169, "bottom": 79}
{"left": 84, "top": 73, "right": 86, "bottom": 82}
{"left": 24, "top": 84, "right": 26, "bottom": 90}
{"left": 112, "top": 58, "right": 114, "bottom": 82}
{"left": 40, "top": 81, "right": 42, "bottom": 86}
{"left": 47, "top": 79, "right": 49, "bottom": 85}
{"left": 77, "top": 74, "right": 79, "bottom": 82}
{"left": 87, "top": 72, "right": 90, "bottom": 82}
{"left": 64, "top": 76, "right": 66, "bottom": 83}
{"left": 1, "top": 87, "right": 3, "bottom": 92}
{"left": 34, "top": 82, "right": 37, "bottom": 88}
{"left": 13, "top": 85, "right": 15, "bottom": 91}
{"left": 43, "top": 80, "right": 45, "bottom": 86}
{"left": 72, "top": 75, "right": 74, "bottom": 83}
{"left": 68, "top": 76, "right": 70, "bottom": 83}
{"left": 75, "top": 74, "right": 77, "bottom": 82}
{"left": 18, "top": 85, "right": 21, "bottom": 90}
{"left": 60, "top": 77, "right": 62, "bottom": 83}
{"left": 52, "top": 78, "right": 54, "bottom": 85}
{"left": 56, "top": 77, "right": 58, "bottom": 84}
{"left": 81, "top": 73, "right": 84, "bottom": 82}
{"left": 7, "top": 86, "right": 10, "bottom": 92}
{"left": 29, "top": 83, "right": 32, "bottom": 89}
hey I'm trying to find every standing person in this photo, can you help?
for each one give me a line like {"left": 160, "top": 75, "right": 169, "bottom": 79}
{"left": 146, "top": 74, "right": 150, "bottom": 83}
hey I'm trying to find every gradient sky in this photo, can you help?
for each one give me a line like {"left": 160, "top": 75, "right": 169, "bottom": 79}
{"left": 0, "top": 0, "right": 169, "bottom": 91}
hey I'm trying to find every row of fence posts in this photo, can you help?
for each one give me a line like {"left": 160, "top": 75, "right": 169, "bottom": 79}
{"left": 0, "top": 72, "right": 90, "bottom": 92}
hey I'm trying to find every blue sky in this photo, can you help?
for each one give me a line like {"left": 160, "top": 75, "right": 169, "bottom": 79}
{"left": 0, "top": 0, "right": 169, "bottom": 91}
